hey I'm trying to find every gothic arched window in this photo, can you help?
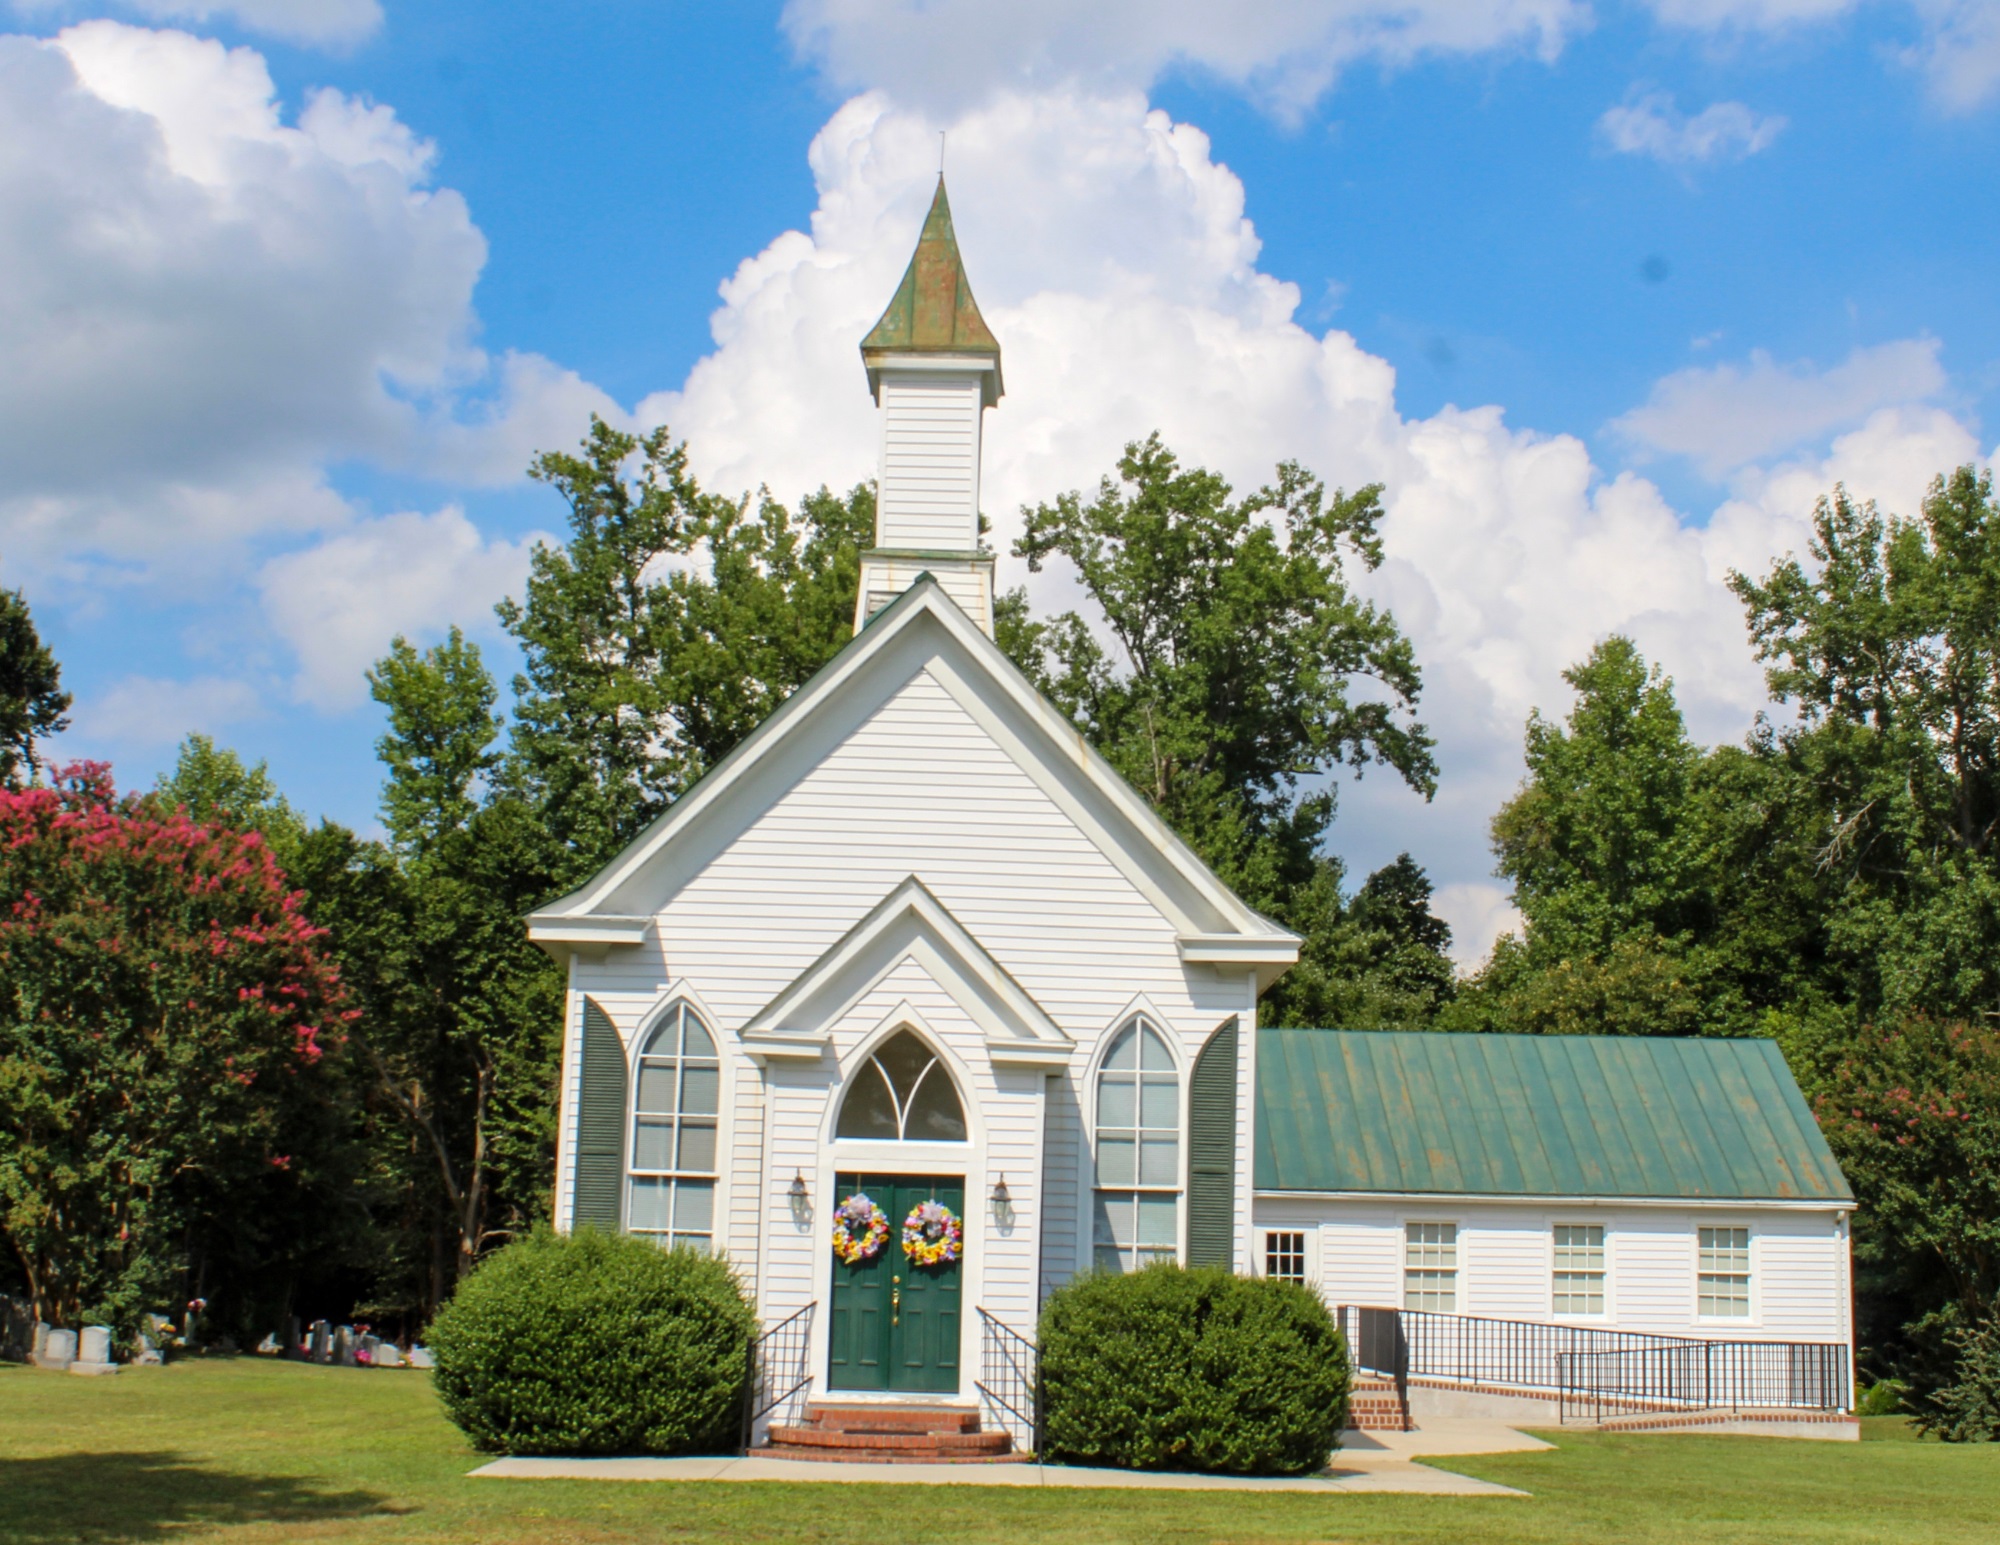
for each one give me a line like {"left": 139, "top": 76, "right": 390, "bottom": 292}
{"left": 1092, "top": 1015, "right": 1179, "bottom": 1271}
{"left": 627, "top": 1003, "right": 718, "bottom": 1249}
{"left": 835, "top": 1030, "right": 967, "bottom": 1141}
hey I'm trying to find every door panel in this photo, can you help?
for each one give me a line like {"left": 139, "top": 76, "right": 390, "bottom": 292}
{"left": 827, "top": 1173, "right": 964, "bottom": 1394}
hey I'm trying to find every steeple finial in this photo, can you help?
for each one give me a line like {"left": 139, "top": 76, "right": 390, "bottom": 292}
{"left": 860, "top": 176, "right": 1003, "bottom": 406}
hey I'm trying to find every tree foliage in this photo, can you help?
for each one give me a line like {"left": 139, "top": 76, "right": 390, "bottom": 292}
{"left": 0, "top": 765, "right": 352, "bottom": 1331}
{"left": 1002, "top": 433, "right": 1443, "bottom": 1012}
{"left": 501, "top": 417, "right": 870, "bottom": 870}
{"left": 0, "top": 588, "right": 71, "bottom": 787}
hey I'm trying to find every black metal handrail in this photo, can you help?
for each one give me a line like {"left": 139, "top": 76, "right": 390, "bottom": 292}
{"left": 1339, "top": 1304, "right": 1849, "bottom": 1420}
{"left": 739, "top": 1301, "right": 816, "bottom": 1451}
{"left": 1557, "top": 1340, "right": 1851, "bottom": 1422}
{"left": 974, "top": 1307, "right": 1039, "bottom": 1454}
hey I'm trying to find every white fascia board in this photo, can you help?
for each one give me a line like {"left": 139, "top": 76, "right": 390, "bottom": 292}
{"left": 743, "top": 876, "right": 1072, "bottom": 1065}
{"left": 1253, "top": 1189, "right": 1854, "bottom": 1214}
{"left": 863, "top": 354, "right": 1000, "bottom": 406}
{"left": 1179, "top": 934, "right": 1300, "bottom": 993}
{"left": 739, "top": 1030, "right": 833, "bottom": 1065}
{"left": 985, "top": 1038, "right": 1076, "bottom": 1070}
{"left": 524, "top": 914, "right": 651, "bottom": 961}
{"left": 535, "top": 581, "right": 1300, "bottom": 957}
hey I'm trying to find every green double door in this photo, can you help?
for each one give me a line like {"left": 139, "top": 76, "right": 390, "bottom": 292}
{"left": 827, "top": 1174, "right": 963, "bottom": 1394}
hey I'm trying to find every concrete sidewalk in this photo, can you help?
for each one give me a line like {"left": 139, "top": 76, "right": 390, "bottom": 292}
{"left": 468, "top": 1418, "right": 1547, "bottom": 1496}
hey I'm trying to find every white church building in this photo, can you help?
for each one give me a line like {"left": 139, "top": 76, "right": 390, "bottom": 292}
{"left": 529, "top": 181, "right": 1855, "bottom": 1439}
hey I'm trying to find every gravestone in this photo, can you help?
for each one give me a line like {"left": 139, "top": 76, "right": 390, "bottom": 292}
{"left": 372, "top": 1343, "right": 402, "bottom": 1369}
{"left": 32, "top": 1322, "right": 50, "bottom": 1360}
{"left": 406, "top": 1345, "right": 434, "bottom": 1370}
{"left": 71, "top": 1325, "right": 118, "bottom": 1376}
{"left": 37, "top": 1327, "right": 76, "bottom": 1371}
{"left": 333, "top": 1325, "right": 354, "bottom": 1365}
{"left": 133, "top": 1333, "right": 164, "bottom": 1366}
{"left": 309, "top": 1320, "right": 331, "bottom": 1363}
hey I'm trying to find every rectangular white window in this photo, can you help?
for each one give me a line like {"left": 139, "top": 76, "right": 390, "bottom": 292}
{"left": 1552, "top": 1224, "right": 1605, "bottom": 1315}
{"left": 1404, "top": 1222, "right": 1458, "bottom": 1313}
{"left": 1265, "top": 1231, "right": 1307, "bottom": 1284}
{"left": 1698, "top": 1226, "right": 1751, "bottom": 1317}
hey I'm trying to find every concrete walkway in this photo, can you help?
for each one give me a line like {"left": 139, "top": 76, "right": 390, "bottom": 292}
{"left": 468, "top": 1419, "right": 1546, "bottom": 1496}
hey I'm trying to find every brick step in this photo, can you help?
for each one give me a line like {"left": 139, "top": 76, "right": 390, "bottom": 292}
{"left": 769, "top": 1425, "right": 1013, "bottom": 1455}
{"left": 1347, "top": 1374, "right": 1412, "bottom": 1431}
{"left": 762, "top": 1445, "right": 1034, "bottom": 1465}
{"left": 801, "top": 1403, "right": 981, "bottom": 1435}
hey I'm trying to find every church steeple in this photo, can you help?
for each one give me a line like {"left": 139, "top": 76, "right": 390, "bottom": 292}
{"left": 854, "top": 177, "right": 1001, "bottom": 635}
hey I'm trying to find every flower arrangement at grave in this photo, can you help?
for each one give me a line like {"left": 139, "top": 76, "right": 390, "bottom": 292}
{"left": 830, "top": 1192, "right": 890, "bottom": 1263}
{"left": 902, "top": 1198, "right": 962, "bottom": 1266}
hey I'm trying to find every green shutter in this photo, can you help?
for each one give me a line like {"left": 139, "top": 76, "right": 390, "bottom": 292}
{"left": 573, "top": 998, "right": 628, "bottom": 1231}
{"left": 1186, "top": 1017, "right": 1239, "bottom": 1268}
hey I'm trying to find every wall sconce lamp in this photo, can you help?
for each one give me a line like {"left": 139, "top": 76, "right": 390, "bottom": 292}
{"left": 788, "top": 1170, "right": 810, "bottom": 1225}
{"left": 990, "top": 1174, "right": 1014, "bottom": 1228}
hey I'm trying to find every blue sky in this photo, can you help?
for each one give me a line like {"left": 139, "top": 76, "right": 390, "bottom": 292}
{"left": 7, "top": 0, "right": 1998, "bottom": 958}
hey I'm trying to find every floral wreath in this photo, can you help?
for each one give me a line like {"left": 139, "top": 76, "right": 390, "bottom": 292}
{"left": 902, "top": 1198, "right": 963, "bottom": 1267}
{"left": 830, "top": 1192, "right": 890, "bottom": 1264}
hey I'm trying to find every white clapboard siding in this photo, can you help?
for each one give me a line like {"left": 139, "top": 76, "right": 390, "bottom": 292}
{"left": 876, "top": 372, "right": 982, "bottom": 549}
{"left": 1253, "top": 1197, "right": 1849, "bottom": 1342}
{"left": 566, "top": 662, "right": 1249, "bottom": 1330}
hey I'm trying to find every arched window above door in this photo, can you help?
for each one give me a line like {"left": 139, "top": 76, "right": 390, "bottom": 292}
{"left": 835, "top": 1030, "right": 967, "bottom": 1141}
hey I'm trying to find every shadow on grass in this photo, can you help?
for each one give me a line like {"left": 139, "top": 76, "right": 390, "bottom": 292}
{"left": 0, "top": 1450, "right": 399, "bottom": 1542}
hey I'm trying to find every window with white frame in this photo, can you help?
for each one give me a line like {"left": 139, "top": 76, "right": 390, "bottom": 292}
{"left": 834, "top": 1029, "right": 966, "bottom": 1141}
{"left": 1092, "top": 1015, "right": 1179, "bottom": 1272}
{"left": 1265, "top": 1231, "right": 1307, "bottom": 1284}
{"left": 1404, "top": 1222, "right": 1458, "bottom": 1312}
{"left": 627, "top": 1003, "right": 719, "bottom": 1250}
{"left": 1552, "top": 1224, "right": 1605, "bottom": 1315}
{"left": 1698, "top": 1226, "right": 1751, "bottom": 1317}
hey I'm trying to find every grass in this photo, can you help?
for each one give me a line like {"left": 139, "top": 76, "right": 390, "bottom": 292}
{"left": 3, "top": 1359, "right": 1998, "bottom": 1544}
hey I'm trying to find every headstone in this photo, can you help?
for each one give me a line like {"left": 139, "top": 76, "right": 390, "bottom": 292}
{"left": 133, "top": 1333, "right": 164, "bottom": 1366}
{"left": 371, "top": 1343, "right": 402, "bottom": 1368}
{"left": 32, "top": 1322, "right": 50, "bottom": 1360}
{"left": 37, "top": 1327, "right": 76, "bottom": 1371}
{"left": 288, "top": 1315, "right": 302, "bottom": 1360}
{"left": 406, "top": 1345, "right": 434, "bottom": 1370}
{"left": 333, "top": 1325, "right": 354, "bottom": 1365}
{"left": 255, "top": 1332, "right": 280, "bottom": 1356}
{"left": 70, "top": 1325, "right": 118, "bottom": 1376}
{"left": 309, "top": 1320, "right": 330, "bottom": 1363}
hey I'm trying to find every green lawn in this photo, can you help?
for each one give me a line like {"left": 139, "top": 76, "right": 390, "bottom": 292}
{"left": 4, "top": 1358, "right": 1998, "bottom": 1544}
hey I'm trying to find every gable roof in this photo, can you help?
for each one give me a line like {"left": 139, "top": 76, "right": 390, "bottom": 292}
{"left": 861, "top": 176, "right": 1003, "bottom": 406}
{"left": 527, "top": 577, "right": 1300, "bottom": 984}
{"left": 738, "top": 876, "right": 1072, "bottom": 1069}
{"left": 1255, "top": 1028, "right": 1851, "bottom": 1203}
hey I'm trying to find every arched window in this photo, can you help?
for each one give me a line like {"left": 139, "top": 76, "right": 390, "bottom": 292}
{"left": 835, "top": 1030, "right": 966, "bottom": 1141}
{"left": 1092, "top": 1015, "right": 1179, "bottom": 1272}
{"left": 627, "top": 1003, "right": 718, "bottom": 1249}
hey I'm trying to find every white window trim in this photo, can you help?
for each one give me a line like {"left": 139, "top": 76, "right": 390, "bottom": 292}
{"left": 1401, "top": 1218, "right": 1462, "bottom": 1315}
{"left": 1262, "top": 1227, "right": 1312, "bottom": 1285}
{"left": 1694, "top": 1222, "right": 1759, "bottom": 1325}
{"left": 1549, "top": 1221, "right": 1609, "bottom": 1320}
{"left": 624, "top": 997, "right": 727, "bottom": 1250}
{"left": 1088, "top": 1009, "right": 1185, "bottom": 1274}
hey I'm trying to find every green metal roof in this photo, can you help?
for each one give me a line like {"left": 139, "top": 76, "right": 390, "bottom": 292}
{"left": 861, "top": 176, "right": 1003, "bottom": 405}
{"left": 1255, "top": 1029, "right": 1851, "bottom": 1203}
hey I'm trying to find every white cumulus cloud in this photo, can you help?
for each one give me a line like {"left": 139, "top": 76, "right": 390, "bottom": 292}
{"left": 1610, "top": 338, "right": 1949, "bottom": 478}
{"left": 782, "top": 0, "right": 1587, "bottom": 117}
{"left": 0, "top": 22, "right": 611, "bottom": 597}
{"left": 69, "top": 673, "right": 264, "bottom": 749}
{"left": 1597, "top": 90, "right": 1787, "bottom": 164}
{"left": 256, "top": 507, "right": 548, "bottom": 710}
{"left": 12, "top": 0, "right": 381, "bottom": 47}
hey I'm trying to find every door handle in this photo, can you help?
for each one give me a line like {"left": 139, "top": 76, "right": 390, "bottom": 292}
{"left": 892, "top": 1275, "right": 900, "bottom": 1325}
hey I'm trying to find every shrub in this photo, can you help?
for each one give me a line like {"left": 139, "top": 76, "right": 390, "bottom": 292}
{"left": 1038, "top": 1263, "right": 1350, "bottom": 1475}
{"left": 1916, "top": 1315, "right": 2000, "bottom": 1442}
{"left": 428, "top": 1227, "right": 756, "bottom": 1455}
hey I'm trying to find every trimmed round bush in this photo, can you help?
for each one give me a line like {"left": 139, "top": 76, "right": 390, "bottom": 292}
{"left": 1038, "top": 1263, "right": 1351, "bottom": 1475}
{"left": 428, "top": 1227, "right": 757, "bottom": 1456}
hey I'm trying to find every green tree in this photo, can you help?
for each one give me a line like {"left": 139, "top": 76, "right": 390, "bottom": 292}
{"left": 1730, "top": 467, "right": 2000, "bottom": 1024}
{"left": 0, "top": 588, "right": 71, "bottom": 787}
{"left": 1267, "top": 854, "right": 1456, "bottom": 1028}
{"left": 1814, "top": 1016, "right": 2000, "bottom": 1428}
{"left": 359, "top": 634, "right": 566, "bottom": 1305}
{"left": 152, "top": 735, "right": 304, "bottom": 852}
{"left": 1003, "top": 433, "right": 1436, "bottom": 962}
{"left": 500, "top": 417, "right": 871, "bottom": 871}
{"left": 0, "top": 765, "right": 352, "bottom": 1332}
